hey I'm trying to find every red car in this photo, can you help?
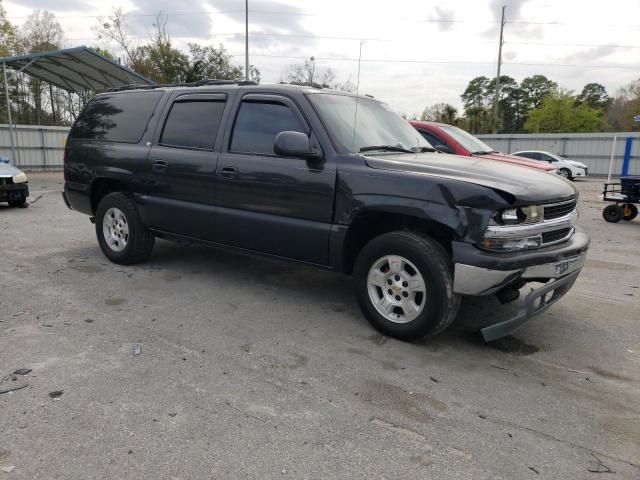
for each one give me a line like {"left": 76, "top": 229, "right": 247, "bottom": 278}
{"left": 409, "top": 121, "right": 554, "bottom": 172}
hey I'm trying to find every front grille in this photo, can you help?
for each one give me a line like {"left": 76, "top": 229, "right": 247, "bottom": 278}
{"left": 542, "top": 228, "right": 573, "bottom": 245}
{"left": 0, "top": 177, "right": 13, "bottom": 186}
{"left": 544, "top": 200, "right": 576, "bottom": 220}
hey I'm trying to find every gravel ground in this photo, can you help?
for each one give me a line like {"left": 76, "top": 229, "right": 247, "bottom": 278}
{"left": 0, "top": 173, "right": 638, "bottom": 479}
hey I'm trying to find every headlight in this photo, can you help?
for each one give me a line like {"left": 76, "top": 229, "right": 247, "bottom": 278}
{"left": 480, "top": 235, "right": 542, "bottom": 251}
{"left": 12, "top": 171, "right": 27, "bottom": 184}
{"left": 491, "top": 205, "right": 543, "bottom": 225}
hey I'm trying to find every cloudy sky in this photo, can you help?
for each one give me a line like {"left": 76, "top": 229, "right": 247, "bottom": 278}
{"left": 5, "top": 0, "right": 640, "bottom": 115}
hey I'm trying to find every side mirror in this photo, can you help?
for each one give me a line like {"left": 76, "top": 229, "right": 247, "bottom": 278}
{"left": 274, "top": 131, "right": 321, "bottom": 160}
{"left": 434, "top": 144, "right": 453, "bottom": 154}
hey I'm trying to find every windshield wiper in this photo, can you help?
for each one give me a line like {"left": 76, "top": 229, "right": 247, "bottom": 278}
{"left": 359, "top": 145, "right": 415, "bottom": 154}
{"left": 412, "top": 146, "right": 437, "bottom": 153}
{"left": 471, "top": 150, "right": 496, "bottom": 155}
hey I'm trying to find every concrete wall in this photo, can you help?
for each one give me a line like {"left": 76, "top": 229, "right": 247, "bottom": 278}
{"left": 477, "top": 132, "right": 640, "bottom": 176}
{"left": 0, "top": 124, "right": 70, "bottom": 170}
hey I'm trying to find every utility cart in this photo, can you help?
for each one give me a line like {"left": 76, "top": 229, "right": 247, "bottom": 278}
{"left": 602, "top": 176, "right": 640, "bottom": 222}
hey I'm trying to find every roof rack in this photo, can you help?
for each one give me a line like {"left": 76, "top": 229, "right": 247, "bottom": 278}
{"left": 104, "top": 79, "right": 258, "bottom": 93}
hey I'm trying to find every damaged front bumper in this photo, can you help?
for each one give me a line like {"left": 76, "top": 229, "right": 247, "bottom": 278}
{"left": 451, "top": 231, "right": 589, "bottom": 341}
{"left": 0, "top": 182, "right": 29, "bottom": 203}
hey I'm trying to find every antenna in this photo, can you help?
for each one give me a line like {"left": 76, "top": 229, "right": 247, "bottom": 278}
{"left": 352, "top": 40, "right": 364, "bottom": 151}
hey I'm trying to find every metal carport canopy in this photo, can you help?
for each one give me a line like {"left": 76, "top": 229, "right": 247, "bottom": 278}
{"left": 0, "top": 46, "right": 153, "bottom": 92}
{"left": 1, "top": 46, "right": 154, "bottom": 164}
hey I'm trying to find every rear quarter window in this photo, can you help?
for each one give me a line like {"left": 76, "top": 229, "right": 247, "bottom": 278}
{"left": 70, "top": 91, "right": 163, "bottom": 143}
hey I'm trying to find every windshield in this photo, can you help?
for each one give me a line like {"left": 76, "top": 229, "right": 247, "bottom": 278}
{"left": 307, "top": 93, "right": 431, "bottom": 153}
{"left": 439, "top": 125, "right": 495, "bottom": 154}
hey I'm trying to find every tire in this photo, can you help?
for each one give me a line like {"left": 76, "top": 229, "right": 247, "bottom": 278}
{"left": 602, "top": 204, "right": 624, "bottom": 223}
{"left": 95, "top": 192, "right": 155, "bottom": 265}
{"left": 353, "top": 231, "right": 461, "bottom": 342}
{"left": 559, "top": 168, "right": 572, "bottom": 180}
{"left": 622, "top": 203, "right": 638, "bottom": 221}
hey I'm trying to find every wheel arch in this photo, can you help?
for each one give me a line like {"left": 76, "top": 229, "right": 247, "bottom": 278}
{"left": 90, "top": 177, "right": 132, "bottom": 214}
{"left": 340, "top": 208, "right": 458, "bottom": 274}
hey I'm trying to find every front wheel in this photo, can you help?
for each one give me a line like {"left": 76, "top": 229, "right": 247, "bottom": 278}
{"left": 95, "top": 192, "right": 155, "bottom": 265}
{"left": 354, "top": 231, "right": 461, "bottom": 342}
{"left": 559, "top": 168, "right": 572, "bottom": 180}
{"left": 602, "top": 204, "right": 624, "bottom": 223}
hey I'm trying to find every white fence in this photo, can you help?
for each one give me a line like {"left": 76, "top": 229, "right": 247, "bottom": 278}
{"left": 0, "top": 124, "right": 70, "bottom": 170}
{"left": 2, "top": 124, "right": 639, "bottom": 176}
{"left": 477, "top": 132, "right": 640, "bottom": 176}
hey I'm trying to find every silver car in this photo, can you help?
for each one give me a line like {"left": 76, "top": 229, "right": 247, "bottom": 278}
{"left": 0, "top": 158, "right": 29, "bottom": 207}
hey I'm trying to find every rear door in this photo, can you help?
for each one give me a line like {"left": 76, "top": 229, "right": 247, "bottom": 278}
{"left": 144, "top": 92, "right": 228, "bottom": 239}
{"left": 214, "top": 93, "right": 336, "bottom": 265}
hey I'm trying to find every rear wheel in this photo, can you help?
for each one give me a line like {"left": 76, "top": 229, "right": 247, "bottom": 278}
{"left": 354, "top": 231, "right": 460, "bottom": 341}
{"left": 622, "top": 203, "right": 638, "bottom": 221}
{"left": 95, "top": 192, "right": 154, "bottom": 265}
{"left": 602, "top": 204, "right": 624, "bottom": 223}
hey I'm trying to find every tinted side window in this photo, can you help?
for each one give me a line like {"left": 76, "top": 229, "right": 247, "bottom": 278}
{"left": 230, "top": 101, "right": 305, "bottom": 155}
{"left": 70, "top": 91, "right": 163, "bottom": 143}
{"left": 521, "top": 152, "right": 540, "bottom": 160}
{"left": 161, "top": 100, "right": 226, "bottom": 150}
{"left": 418, "top": 130, "right": 441, "bottom": 146}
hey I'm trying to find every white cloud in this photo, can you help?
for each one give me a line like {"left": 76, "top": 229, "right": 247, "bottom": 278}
{"left": 5, "top": 0, "right": 640, "bottom": 112}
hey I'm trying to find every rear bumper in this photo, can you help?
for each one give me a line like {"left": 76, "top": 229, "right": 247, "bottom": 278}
{"left": 451, "top": 231, "right": 589, "bottom": 340}
{"left": 63, "top": 182, "right": 92, "bottom": 215}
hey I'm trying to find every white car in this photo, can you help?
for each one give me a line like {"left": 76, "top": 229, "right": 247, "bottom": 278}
{"left": 511, "top": 151, "right": 588, "bottom": 180}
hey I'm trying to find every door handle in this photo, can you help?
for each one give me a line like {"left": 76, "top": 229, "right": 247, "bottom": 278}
{"left": 220, "top": 166, "right": 238, "bottom": 179}
{"left": 153, "top": 160, "right": 168, "bottom": 172}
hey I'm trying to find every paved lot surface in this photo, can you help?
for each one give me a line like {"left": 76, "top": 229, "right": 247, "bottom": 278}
{"left": 1, "top": 173, "right": 639, "bottom": 479}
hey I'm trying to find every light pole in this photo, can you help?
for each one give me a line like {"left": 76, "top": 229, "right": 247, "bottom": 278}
{"left": 245, "top": 0, "right": 249, "bottom": 81}
{"left": 310, "top": 56, "right": 315, "bottom": 85}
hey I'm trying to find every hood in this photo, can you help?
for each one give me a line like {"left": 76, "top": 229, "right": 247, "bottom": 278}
{"left": 0, "top": 163, "right": 23, "bottom": 177}
{"left": 363, "top": 152, "right": 577, "bottom": 203}
{"left": 475, "top": 151, "right": 554, "bottom": 171}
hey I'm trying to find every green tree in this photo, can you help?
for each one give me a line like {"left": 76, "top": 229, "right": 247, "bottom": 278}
{"left": 461, "top": 76, "right": 491, "bottom": 133}
{"left": 520, "top": 74, "right": 557, "bottom": 110}
{"left": 487, "top": 75, "right": 520, "bottom": 132}
{"left": 524, "top": 90, "right": 608, "bottom": 133}
{"left": 0, "top": 0, "right": 15, "bottom": 57}
{"left": 577, "top": 83, "right": 610, "bottom": 110}
{"left": 606, "top": 78, "right": 640, "bottom": 131}
{"left": 186, "top": 43, "right": 259, "bottom": 83}
{"left": 420, "top": 102, "right": 458, "bottom": 124}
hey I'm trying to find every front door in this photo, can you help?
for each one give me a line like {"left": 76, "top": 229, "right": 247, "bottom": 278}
{"left": 214, "top": 94, "right": 336, "bottom": 265}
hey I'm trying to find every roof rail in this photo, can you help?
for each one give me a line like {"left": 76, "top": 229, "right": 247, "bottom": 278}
{"left": 104, "top": 79, "right": 258, "bottom": 93}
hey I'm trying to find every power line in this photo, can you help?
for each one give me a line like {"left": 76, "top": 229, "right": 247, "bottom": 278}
{"left": 60, "top": 31, "right": 640, "bottom": 50}
{"left": 506, "top": 41, "right": 640, "bottom": 49}
{"left": 224, "top": 52, "right": 639, "bottom": 70}
{"left": 7, "top": 9, "right": 640, "bottom": 28}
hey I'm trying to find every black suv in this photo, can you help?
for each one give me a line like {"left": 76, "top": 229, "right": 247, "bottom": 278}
{"left": 63, "top": 82, "right": 589, "bottom": 342}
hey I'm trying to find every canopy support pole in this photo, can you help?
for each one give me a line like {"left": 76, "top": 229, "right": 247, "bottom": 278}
{"left": 3, "top": 62, "right": 17, "bottom": 164}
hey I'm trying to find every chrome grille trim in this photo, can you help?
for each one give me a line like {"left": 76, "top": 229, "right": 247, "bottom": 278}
{"left": 543, "top": 199, "right": 577, "bottom": 220}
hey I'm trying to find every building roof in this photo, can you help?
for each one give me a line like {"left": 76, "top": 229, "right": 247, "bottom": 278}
{"left": 0, "top": 47, "right": 153, "bottom": 93}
